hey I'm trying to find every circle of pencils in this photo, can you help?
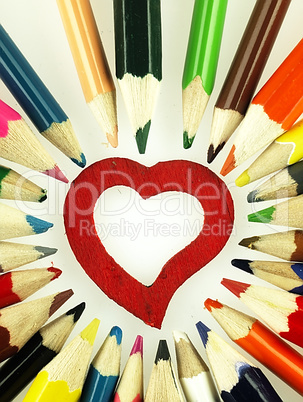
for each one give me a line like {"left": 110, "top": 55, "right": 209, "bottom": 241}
{"left": 236, "top": 118, "right": 303, "bottom": 187}
{"left": 0, "top": 289, "right": 73, "bottom": 363}
{"left": 221, "top": 38, "right": 303, "bottom": 176}
{"left": 173, "top": 330, "right": 219, "bottom": 402}
{"left": 23, "top": 318, "right": 100, "bottom": 402}
{"left": 196, "top": 321, "right": 282, "bottom": 402}
{"left": 182, "top": 0, "right": 227, "bottom": 149}
{"left": 0, "top": 302, "right": 85, "bottom": 402}
{"left": 0, "top": 24, "right": 86, "bottom": 168}
{"left": 208, "top": 0, "right": 291, "bottom": 163}
{"left": 81, "top": 326, "right": 122, "bottom": 402}
{"left": 56, "top": 0, "right": 118, "bottom": 148}
{"left": 204, "top": 298, "right": 303, "bottom": 396}
{"left": 222, "top": 278, "right": 303, "bottom": 349}
{"left": 113, "top": 0, "right": 162, "bottom": 154}
{"left": 0, "top": 241, "right": 57, "bottom": 272}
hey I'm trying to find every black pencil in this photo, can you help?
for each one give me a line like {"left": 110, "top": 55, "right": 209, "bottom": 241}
{"left": 0, "top": 302, "right": 85, "bottom": 402}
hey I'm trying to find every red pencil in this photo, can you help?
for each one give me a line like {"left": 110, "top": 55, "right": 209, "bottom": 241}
{"left": 221, "top": 278, "right": 303, "bottom": 349}
{"left": 221, "top": 38, "right": 303, "bottom": 176}
{"left": 0, "top": 267, "right": 62, "bottom": 308}
{"left": 204, "top": 298, "right": 303, "bottom": 395}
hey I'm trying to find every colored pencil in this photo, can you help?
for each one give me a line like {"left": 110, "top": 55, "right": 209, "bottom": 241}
{"left": 0, "top": 202, "right": 53, "bottom": 240}
{"left": 231, "top": 259, "right": 303, "bottom": 295}
{"left": 173, "top": 330, "right": 219, "bottom": 402}
{"left": 0, "top": 99, "right": 67, "bottom": 182}
{"left": 81, "top": 326, "right": 122, "bottom": 402}
{"left": 204, "top": 298, "right": 303, "bottom": 395}
{"left": 239, "top": 230, "right": 303, "bottom": 261}
{"left": 0, "top": 302, "right": 85, "bottom": 402}
{"left": 57, "top": 0, "right": 118, "bottom": 147}
{"left": 196, "top": 321, "right": 282, "bottom": 402}
{"left": 236, "top": 118, "right": 303, "bottom": 187}
{"left": 248, "top": 194, "right": 303, "bottom": 228}
{"left": 222, "top": 278, "right": 303, "bottom": 349}
{"left": 113, "top": 0, "right": 161, "bottom": 154}
{"left": 0, "top": 267, "right": 62, "bottom": 308}
{"left": 0, "top": 241, "right": 57, "bottom": 272}
{"left": 0, "top": 24, "right": 86, "bottom": 168}
{"left": 113, "top": 335, "right": 143, "bottom": 402}
{"left": 0, "top": 289, "right": 73, "bottom": 363}
{"left": 207, "top": 0, "right": 291, "bottom": 163}
{"left": 0, "top": 164, "right": 47, "bottom": 202}
{"left": 221, "top": 38, "right": 303, "bottom": 176}
{"left": 248, "top": 159, "right": 303, "bottom": 203}
{"left": 145, "top": 339, "right": 184, "bottom": 402}
{"left": 182, "top": 0, "right": 227, "bottom": 149}
{"left": 23, "top": 318, "right": 100, "bottom": 402}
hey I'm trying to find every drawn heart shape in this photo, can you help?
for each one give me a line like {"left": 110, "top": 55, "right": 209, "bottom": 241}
{"left": 64, "top": 158, "right": 234, "bottom": 328}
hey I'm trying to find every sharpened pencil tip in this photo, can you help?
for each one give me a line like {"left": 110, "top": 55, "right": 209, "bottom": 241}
{"left": 44, "top": 165, "right": 68, "bottom": 183}
{"left": 35, "top": 245, "right": 58, "bottom": 258}
{"left": 239, "top": 236, "right": 260, "bottom": 249}
{"left": 155, "top": 340, "right": 170, "bottom": 363}
{"left": 48, "top": 267, "right": 62, "bottom": 280}
{"left": 221, "top": 278, "right": 250, "bottom": 297}
{"left": 235, "top": 169, "right": 250, "bottom": 187}
{"left": 39, "top": 190, "right": 47, "bottom": 203}
{"left": 231, "top": 259, "right": 254, "bottom": 274}
{"left": 207, "top": 142, "right": 225, "bottom": 163}
{"left": 204, "top": 298, "right": 223, "bottom": 312}
{"left": 107, "top": 125, "right": 118, "bottom": 148}
{"left": 25, "top": 215, "right": 53, "bottom": 234}
{"left": 247, "top": 190, "right": 259, "bottom": 203}
{"left": 110, "top": 325, "right": 123, "bottom": 345}
{"left": 220, "top": 145, "right": 236, "bottom": 176}
{"left": 136, "top": 121, "right": 151, "bottom": 154}
{"left": 71, "top": 153, "right": 86, "bottom": 168}
{"left": 248, "top": 207, "right": 275, "bottom": 223}
{"left": 131, "top": 335, "right": 143, "bottom": 356}
{"left": 81, "top": 318, "right": 100, "bottom": 345}
{"left": 196, "top": 321, "right": 210, "bottom": 347}
{"left": 50, "top": 289, "right": 74, "bottom": 316}
{"left": 66, "top": 302, "right": 86, "bottom": 323}
{"left": 183, "top": 131, "right": 195, "bottom": 149}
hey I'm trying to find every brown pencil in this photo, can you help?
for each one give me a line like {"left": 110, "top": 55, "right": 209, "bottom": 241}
{"left": 0, "top": 289, "right": 73, "bottom": 362}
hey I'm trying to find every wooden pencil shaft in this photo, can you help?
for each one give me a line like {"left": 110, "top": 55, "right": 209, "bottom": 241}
{"left": 113, "top": 0, "right": 162, "bottom": 80}
{"left": 0, "top": 24, "right": 68, "bottom": 132}
{"left": 57, "top": 0, "right": 115, "bottom": 103}
{"left": 216, "top": 0, "right": 291, "bottom": 113}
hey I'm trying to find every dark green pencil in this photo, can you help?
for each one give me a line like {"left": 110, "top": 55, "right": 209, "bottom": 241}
{"left": 113, "top": 0, "right": 162, "bottom": 153}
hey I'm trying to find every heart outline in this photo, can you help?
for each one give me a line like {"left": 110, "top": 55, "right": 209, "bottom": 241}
{"left": 64, "top": 158, "right": 234, "bottom": 328}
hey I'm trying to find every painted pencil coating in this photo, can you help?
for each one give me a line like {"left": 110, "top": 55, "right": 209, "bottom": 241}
{"left": 182, "top": 0, "right": 227, "bottom": 148}
{"left": 113, "top": 0, "right": 162, "bottom": 153}
{"left": 0, "top": 24, "right": 85, "bottom": 167}
{"left": 81, "top": 326, "right": 122, "bottom": 402}
{"left": 57, "top": 0, "right": 118, "bottom": 147}
{"left": 0, "top": 302, "right": 85, "bottom": 402}
{"left": 208, "top": 0, "right": 291, "bottom": 162}
{"left": 205, "top": 298, "right": 303, "bottom": 395}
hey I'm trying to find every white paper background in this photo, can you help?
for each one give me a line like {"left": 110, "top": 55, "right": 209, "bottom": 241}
{"left": 0, "top": 0, "right": 303, "bottom": 400}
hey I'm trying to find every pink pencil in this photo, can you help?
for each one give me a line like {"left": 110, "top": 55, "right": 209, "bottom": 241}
{"left": 0, "top": 100, "right": 67, "bottom": 182}
{"left": 114, "top": 335, "right": 143, "bottom": 402}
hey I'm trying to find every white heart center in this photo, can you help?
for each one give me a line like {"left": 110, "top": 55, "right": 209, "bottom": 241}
{"left": 94, "top": 186, "right": 204, "bottom": 286}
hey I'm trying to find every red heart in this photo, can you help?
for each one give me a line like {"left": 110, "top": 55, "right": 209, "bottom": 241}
{"left": 64, "top": 158, "right": 234, "bottom": 328}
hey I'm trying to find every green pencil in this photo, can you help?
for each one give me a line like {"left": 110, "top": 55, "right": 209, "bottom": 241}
{"left": 113, "top": 0, "right": 162, "bottom": 154}
{"left": 182, "top": 0, "right": 227, "bottom": 149}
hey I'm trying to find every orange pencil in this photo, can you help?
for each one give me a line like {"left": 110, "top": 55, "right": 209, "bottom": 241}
{"left": 205, "top": 298, "right": 303, "bottom": 396}
{"left": 221, "top": 39, "right": 303, "bottom": 176}
{"left": 57, "top": 0, "right": 118, "bottom": 147}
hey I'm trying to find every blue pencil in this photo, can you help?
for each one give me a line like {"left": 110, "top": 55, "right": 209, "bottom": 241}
{"left": 81, "top": 326, "right": 122, "bottom": 402}
{"left": 0, "top": 203, "right": 53, "bottom": 240}
{"left": 0, "top": 24, "right": 86, "bottom": 168}
{"left": 196, "top": 321, "right": 282, "bottom": 402}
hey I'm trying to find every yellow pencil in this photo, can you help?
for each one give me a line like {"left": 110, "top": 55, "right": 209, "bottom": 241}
{"left": 23, "top": 318, "right": 100, "bottom": 402}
